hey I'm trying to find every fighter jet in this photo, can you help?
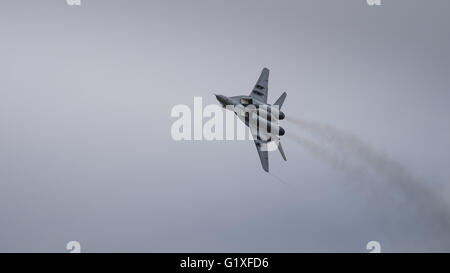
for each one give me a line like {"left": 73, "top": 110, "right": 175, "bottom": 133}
{"left": 215, "top": 68, "right": 287, "bottom": 172}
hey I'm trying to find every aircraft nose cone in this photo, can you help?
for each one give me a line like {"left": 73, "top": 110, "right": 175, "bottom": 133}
{"left": 215, "top": 94, "right": 229, "bottom": 106}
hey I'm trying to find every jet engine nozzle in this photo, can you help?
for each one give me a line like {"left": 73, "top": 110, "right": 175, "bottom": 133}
{"left": 279, "top": 126, "right": 285, "bottom": 136}
{"left": 279, "top": 111, "right": 285, "bottom": 120}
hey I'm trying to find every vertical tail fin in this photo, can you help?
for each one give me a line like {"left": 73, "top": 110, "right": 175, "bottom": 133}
{"left": 274, "top": 92, "right": 287, "bottom": 109}
{"left": 277, "top": 141, "right": 287, "bottom": 161}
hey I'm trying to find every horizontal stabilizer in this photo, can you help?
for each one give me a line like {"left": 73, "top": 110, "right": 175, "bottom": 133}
{"left": 278, "top": 141, "right": 287, "bottom": 161}
{"left": 254, "top": 140, "right": 269, "bottom": 172}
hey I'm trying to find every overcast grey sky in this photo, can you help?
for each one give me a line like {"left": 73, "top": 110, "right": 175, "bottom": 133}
{"left": 1, "top": 0, "right": 450, "bottom": 252}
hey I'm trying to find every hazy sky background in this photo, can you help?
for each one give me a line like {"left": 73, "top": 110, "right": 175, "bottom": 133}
{"left": 1, "top": 0, "right": 450, "bottom": 252}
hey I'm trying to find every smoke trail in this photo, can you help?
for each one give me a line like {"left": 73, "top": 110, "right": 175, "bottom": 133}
{"left": 286, "top": 116, "right": 450, "bottom": 247}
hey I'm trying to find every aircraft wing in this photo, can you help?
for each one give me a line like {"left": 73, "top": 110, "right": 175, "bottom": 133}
{"left": 254, "top": 140, "right": 269, "bottom": 172}
{"left": 249, "top": 68, "right": 269, "bottom": 103}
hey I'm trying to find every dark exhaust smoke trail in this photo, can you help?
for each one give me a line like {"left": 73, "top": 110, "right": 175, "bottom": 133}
{"left": 286, "top": 116, "right": 450, "bottom": 246}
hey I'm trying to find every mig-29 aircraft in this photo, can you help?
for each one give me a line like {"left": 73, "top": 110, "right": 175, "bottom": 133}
{"left": 215, "top": 68, "right": 287, "bottom": 172}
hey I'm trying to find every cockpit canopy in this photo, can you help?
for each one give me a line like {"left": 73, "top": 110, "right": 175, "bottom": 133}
{"left": 240, "top": 97, "right": 253, "bottom": 105}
